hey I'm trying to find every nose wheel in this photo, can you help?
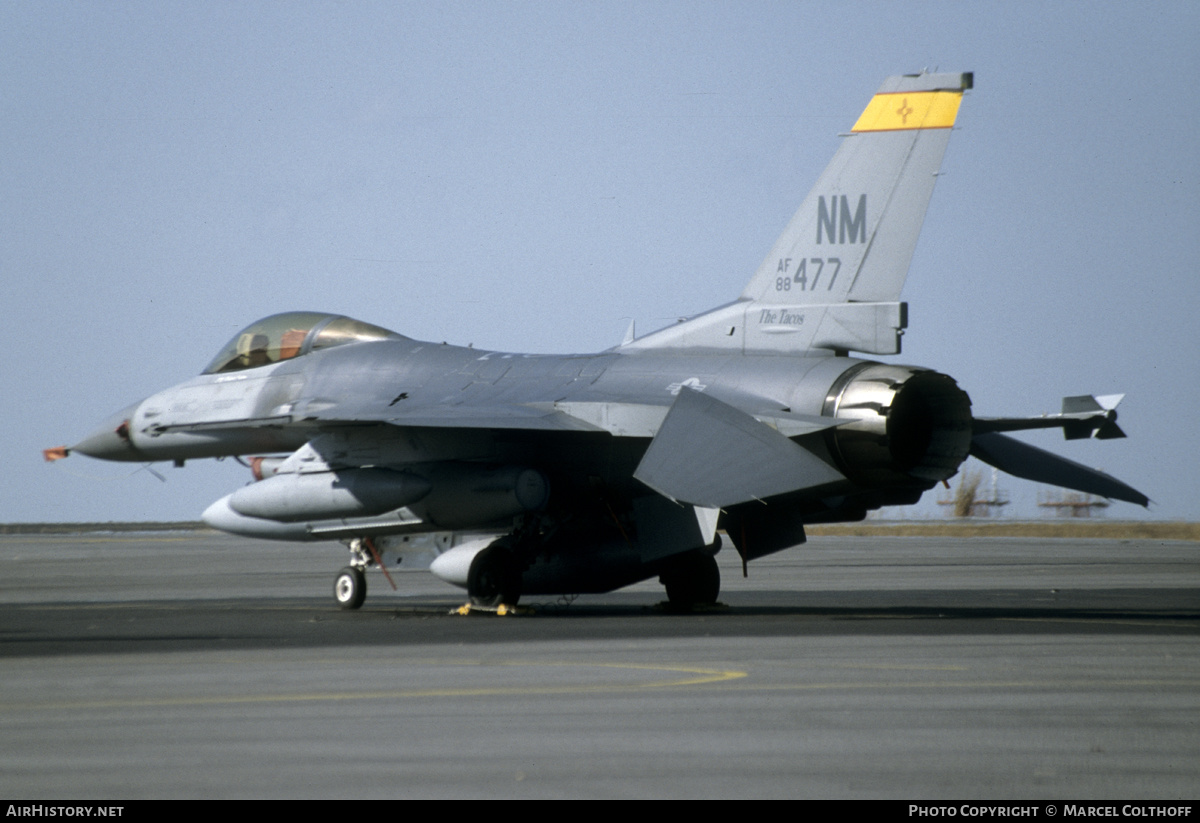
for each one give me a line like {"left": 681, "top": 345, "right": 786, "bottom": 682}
{"left": 333, "top": 566, "right": 367, "bottom": 610}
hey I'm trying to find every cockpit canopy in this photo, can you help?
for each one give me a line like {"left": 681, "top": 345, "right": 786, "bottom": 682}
{"left": 203, "top": 312, "right": 405, "bottom": 375}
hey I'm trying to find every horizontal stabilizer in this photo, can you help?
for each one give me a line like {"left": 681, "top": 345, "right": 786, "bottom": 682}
{"left": 633, "top": 388, "right": 844, "bottom": 508}
{"left": 970, "top": 432, "right": 1148, "bottom": 507}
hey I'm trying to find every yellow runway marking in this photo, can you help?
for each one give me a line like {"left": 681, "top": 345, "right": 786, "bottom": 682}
{"left": 820, "top": 663, "right": 967, "bottom": 672}
{"left": 719, "top": 678, "right": 1200, "bottom": 693}
{"left": 0, "top": 660, "right": 747, "bottom": 712}
{"left": 13, "top": 535, "right": 200, "bottom": 544}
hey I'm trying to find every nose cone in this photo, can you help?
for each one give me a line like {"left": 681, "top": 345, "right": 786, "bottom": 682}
{"left": 73, "top": 402, "right": 143, "bottom": 461}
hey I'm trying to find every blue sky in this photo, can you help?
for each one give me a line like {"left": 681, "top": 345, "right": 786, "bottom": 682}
{"left": 4, "top": 1, "right": 1197, "bottom": 522}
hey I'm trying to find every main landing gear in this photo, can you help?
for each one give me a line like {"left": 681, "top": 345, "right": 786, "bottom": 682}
{"left": 466, "top": 535, "right": 524, "bottom": 608}
{"left": 659, "top": 548, "right": 721, "bottom": 610}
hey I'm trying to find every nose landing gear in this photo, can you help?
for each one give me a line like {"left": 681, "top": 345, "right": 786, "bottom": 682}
{"left": 334, "top": 566, "right": 367, "bottom": 610}
{"left": 331, "top": 536, "right": 395, "bottom": 609}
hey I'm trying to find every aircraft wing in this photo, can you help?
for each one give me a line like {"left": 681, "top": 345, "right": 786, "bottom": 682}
{"left": 283, "top": 388, "right": 852, "bottom": 511}
{"left": 136, "top": 401, "right": 608, "bottom": 435}
{"left": 633, "top": 388, "right": 845, "bottom": 508}
{"left": 291, "top": 393, "right": 846, "bottom": 440}
{"left": 283, "top": 393, "right": 604, "bottom": 432}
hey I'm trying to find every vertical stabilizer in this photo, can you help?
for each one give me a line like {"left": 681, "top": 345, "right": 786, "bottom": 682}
{"left": 626, "top": 72, "right": 971, "bottom": 355}
{"left": 743, "top": 71, "right": 971, "bottom": 306}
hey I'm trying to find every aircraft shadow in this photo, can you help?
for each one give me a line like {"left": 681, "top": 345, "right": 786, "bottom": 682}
{"left": 2, "top": 587, "right": 1196, "bottom": 658}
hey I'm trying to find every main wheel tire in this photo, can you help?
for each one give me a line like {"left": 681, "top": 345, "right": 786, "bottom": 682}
{"left": 467, "top": 542, "right": 522, "bottom": 607}
{"left": 334, "top": 566, "right": 367, "bottom": 610}
{"left": 661, "top": 552, "right": 720, "bottom": 609}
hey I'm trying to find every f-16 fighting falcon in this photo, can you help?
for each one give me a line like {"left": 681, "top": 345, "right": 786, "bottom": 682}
{"left": 48, "top": 72, "right": 1148, "bottom": 611}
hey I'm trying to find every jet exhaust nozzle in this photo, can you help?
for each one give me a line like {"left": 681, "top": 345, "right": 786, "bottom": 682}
{"left": 823, "top": 363, "right": 973, "bottom": 487}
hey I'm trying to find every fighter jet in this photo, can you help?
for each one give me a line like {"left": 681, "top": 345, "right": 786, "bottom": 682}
{"left": 49, "top": 72, "right": 1147, "bottom": 610}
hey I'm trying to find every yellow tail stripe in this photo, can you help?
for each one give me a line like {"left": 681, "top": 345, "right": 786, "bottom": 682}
{"left": 851, "top": 90, "right": 962, "bottom": 132}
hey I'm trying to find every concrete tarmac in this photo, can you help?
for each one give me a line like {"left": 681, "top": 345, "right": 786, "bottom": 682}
{"left": 0, "top": 530, "right": 1196, "bottom": 799}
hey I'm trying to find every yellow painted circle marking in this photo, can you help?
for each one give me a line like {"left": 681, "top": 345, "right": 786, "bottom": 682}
{"left": 0, "top": 660, "right": 748, "bottom": 712}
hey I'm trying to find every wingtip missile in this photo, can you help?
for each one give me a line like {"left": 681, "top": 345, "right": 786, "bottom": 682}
{"left": 975, "top": 392, "right": 1129, "bottom": 441}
